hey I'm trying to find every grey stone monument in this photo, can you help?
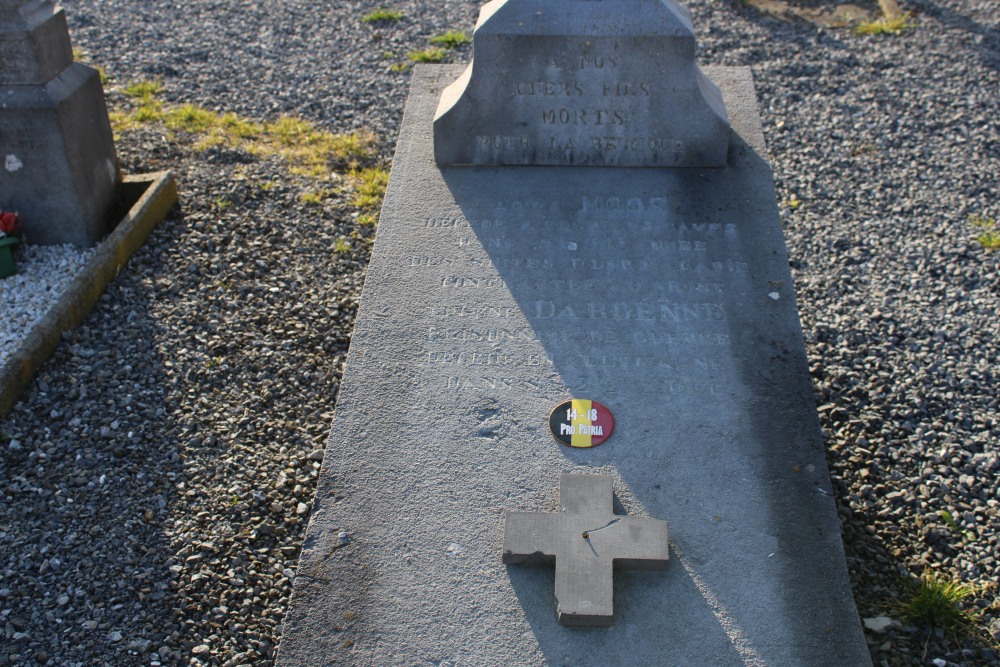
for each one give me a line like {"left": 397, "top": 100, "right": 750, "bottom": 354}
{"left": 0, "top": 0, "right": 120, "bottom": 246}
{"left": 278, "top": 0, "right": 871, "bottom": 663}
{"left": 434, "top": 0, "right": 729, "bottom": 167}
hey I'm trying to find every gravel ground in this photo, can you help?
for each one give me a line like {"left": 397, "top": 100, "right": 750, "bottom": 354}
{"left": 0, "top": 245, "right": 95, "bottom": 362}
{"left": 1, "top": 0, "right": 998, "bottom": 665}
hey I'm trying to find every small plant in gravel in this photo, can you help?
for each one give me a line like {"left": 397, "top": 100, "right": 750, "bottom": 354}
{"left": 301, "top": 189, "right": 332, "bottom": 206}
{"left": 122, "top": 79, "right": 165, "bottom": 101}
{"left": 429, "top": 30, "right": 470, "bottom": 49}
{"left": 407, "top": 47, "right": 448, "bottom": 63}
{"left": 167, "top": 104, "right": 219, "bottom": 133}
{"left": 348, "top": 166, "right": 390, "bottom": 210}
{"left": 970, "top": 215, "right": 1000, "bottom": 250}
{"left": 896, "top": 570, "right": 981, "bottom": 633}
{"left": 334, "top": 236, "right": 352, "bottom": 253}
{"left": 72, "top": 48, "right": 109, "bottom": 83}
{"left": 361, "top": 8, "right": 402, "bottom": 23}
{"left": 258, "top": 119, "right": 377, "bottom": 178}
{"left": 855, "top": 14, "right": 911, "bottom": 35}
{"left": 113, "top": 79, "right": 167, "bottom": 131}
{"left": 109, "top": 83, "right": 378, "bottom": 180}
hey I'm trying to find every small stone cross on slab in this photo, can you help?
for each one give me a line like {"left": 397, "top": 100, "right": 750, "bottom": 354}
{"left": 502, "top": 474, "right": 669, "bottom": 626}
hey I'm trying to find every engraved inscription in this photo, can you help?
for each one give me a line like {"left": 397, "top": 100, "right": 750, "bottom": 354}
{"left": 532, "top": 301, "right": 726, "bottom": 322}
{"left": 516, "top": 81, "right": 584, "bottom": 96}
{"left": 415, "top": 198, "right": 743, "bottom": 395}
{"left": 541, "top": 108, "right": 627, "bottom": 126}
{"left": 477, "top": 135, "right": 530, "bottom": 151}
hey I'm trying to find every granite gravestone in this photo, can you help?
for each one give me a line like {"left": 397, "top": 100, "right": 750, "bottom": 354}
{"left": 278, "top": 0, "right": 871, "bottom": 663}
{"left": 0, "top": 0, "right": 119, "bottom": 246}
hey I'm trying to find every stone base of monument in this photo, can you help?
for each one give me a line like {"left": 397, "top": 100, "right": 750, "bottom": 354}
{"left": 0, "top": 172, "right": 177, "bottom": 417}
{"left": 276, "top": 64, "right": 870, "bottom": 665}
{"left": 0, "top": 62, "right": 119, "bottom": 247}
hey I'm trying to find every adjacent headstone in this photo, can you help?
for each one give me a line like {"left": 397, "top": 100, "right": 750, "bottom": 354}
{"left": 278, "top": 1, "right": 871, "bottom": 663}
{"left": 434, "top": 0, "right": 729, "bottom": 167}
{"left": 503, "top": 473, "right": 669, "bottom": 626}
{"left": 0, "top": 0, "right": 120, "bottom": 246}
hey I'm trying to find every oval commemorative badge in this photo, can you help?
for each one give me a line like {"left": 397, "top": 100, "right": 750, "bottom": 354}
{"left": 549, "top": 399, "right": 615, "bottom": 448}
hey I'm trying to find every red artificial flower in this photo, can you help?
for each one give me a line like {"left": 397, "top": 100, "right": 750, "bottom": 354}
{"left": 0, "top": 211, "right": 19, "bottom": 236}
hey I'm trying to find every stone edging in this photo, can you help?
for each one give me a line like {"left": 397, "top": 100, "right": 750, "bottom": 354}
{"left": 0, "top": 171, "right": 178, "bottom": 417}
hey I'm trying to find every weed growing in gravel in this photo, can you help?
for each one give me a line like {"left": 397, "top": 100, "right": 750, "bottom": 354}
{"left": 348, "top": 167, "right": 390, "bottom": 210}
{"left": 970, "top": 215, "right": 1000, "bottom": 250}
{"left": 167, "top": 104, "right": 219, "bottom": 133}
{"left": 123, "top": 80, "right": 165, "bottom": 101}
{"left": 896, "top": 570, "right": 980, "bottom": 633}
{"left": 940, "top": 509, "right": 976, "bottom": 541}
{"left": 72, "top": 48, "right": 109, "bottom": 83}
{"left": 257, "top": 119, "right": 377, "bottom": 178}
{"left": 334, "top": 236, "right": 352, "bottom": 253}
{"left": 110, "top": 82, "right": 378, "bottom": 179}
{"left": 361, "top": 8, "right": 402, "bottom": 23}
{"left": 855, "top": 15, "right": 911, "bottom": 35}
{"left": 784, "top": 193, "right": 803, "bottom": 209}
{"left": 301, "top": 189, "right": 333, "bottom": 206}
{"left": 408, "top": 47, "right": 448, "bottom": 63}
{"left": 429, "top": 30, "right": 470, "bottom": 49}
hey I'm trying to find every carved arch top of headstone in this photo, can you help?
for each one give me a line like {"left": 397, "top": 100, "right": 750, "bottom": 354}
{"left": 433, "top": 0, "right": 730, "bottom": 168}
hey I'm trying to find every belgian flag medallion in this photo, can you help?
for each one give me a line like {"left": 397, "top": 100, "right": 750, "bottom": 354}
{"left": 549, "top": 399, "right": 615, "bottom": 448}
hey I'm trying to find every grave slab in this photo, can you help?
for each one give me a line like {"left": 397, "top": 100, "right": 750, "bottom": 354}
{"left": 277, "top": 64, "right": 871, "bottom": 665}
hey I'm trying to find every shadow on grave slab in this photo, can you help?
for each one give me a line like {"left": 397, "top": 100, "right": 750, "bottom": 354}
{"left": 506, "top": 538, "right": 749, "bottom": 663}
{"left": 436, "top": 75, "right": 865, "bottom": 663}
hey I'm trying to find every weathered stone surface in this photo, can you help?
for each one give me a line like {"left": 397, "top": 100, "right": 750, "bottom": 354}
{"left": 503, "top": 474, "right": 669, "bottom": 626}
{"left": 0, "top": 0, "right": 119, "bottom": 246}
{"left": 0, "top": 1, "right": 74, "bottom": 85}
{"left": 277, "top": 65, "right": 870, "bottom": 665}
{"left": 433, "top": 0, "right": 729, "bottom": 167}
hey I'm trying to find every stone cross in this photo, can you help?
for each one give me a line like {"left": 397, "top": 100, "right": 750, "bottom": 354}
{"left": 502, "top": 474, "right": 669, "bottom": 626}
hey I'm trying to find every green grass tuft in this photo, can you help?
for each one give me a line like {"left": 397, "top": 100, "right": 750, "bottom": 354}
{"left": 348, "top": 167, "right": 390, "bottom": 211}
{"left": 429, "top": 30, "right": 470, "bottom": 49}
{"left": 167, "top": 104, "right": 219, "bottom": 133}
{"left": 361, "top": 8, "right": 403, "bottom": 23}
{"left": 855, "top": 15, "right": 911, "bottom": 35}
{"left": 123, "top": 80, "right": 165, "bottom": 100}
{"left": 301, "top": 189, "right": 332, "bottom": 206}
{"left": 896, "top": 571, "right": 980, "bottom": 632}
{"left": 407, "top": 47, "right": 447, "bottom": 63}
{"left": 971, "top": 215, "right": 1000, "bottom": 250}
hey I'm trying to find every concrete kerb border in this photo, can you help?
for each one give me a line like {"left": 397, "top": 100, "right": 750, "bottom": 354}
{"left": 0, "top": 171, "right": 178, "bottom": 418}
